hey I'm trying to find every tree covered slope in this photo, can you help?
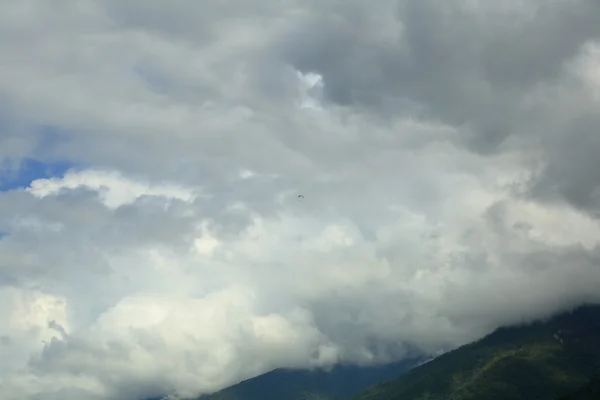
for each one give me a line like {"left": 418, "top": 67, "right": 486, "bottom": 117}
{"left": 350, "top": 304, "right": 600, "bottom": 400}
{"left": 556, "top": 375, "right": 600, "bottom": 400}
{"left": 194, "top": 357, "right": 421, "bottom": 400}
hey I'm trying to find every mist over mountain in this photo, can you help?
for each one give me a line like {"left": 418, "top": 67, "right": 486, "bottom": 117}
{"left": 195, "top": 357, "right": 420, "bottom": 400}
{"left": 350, "top": 304, "right": 600, "bottom": 400}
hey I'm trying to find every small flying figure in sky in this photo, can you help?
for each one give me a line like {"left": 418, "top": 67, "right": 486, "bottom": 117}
{"left": 297, "top": 194, "right": 304, "bottom": 199}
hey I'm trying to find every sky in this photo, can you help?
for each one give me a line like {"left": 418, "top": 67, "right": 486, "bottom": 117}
{"left": 1, "top": 0, "right": 600, "bottom": 399}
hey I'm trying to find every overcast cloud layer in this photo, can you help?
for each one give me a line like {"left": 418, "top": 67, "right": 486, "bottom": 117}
{"left": 1, "top": 1, "right": 600, "bottom": 399}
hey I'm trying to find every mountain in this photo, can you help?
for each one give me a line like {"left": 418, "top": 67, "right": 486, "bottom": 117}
{"left": 350, "top": 304, "right": 600, "bottom": 400}
{"left": 556, "top": 375, "right": 600, "bottom": 400}
{"left": 193, "top": 357, "right": 422, "bottom": 400}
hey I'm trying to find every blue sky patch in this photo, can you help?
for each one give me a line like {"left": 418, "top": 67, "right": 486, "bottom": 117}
{"left": 0, "top": 158, "right": 76, "bottom": 192}
{"left": 0, "top": 124, "right": 88, "bottom": 192}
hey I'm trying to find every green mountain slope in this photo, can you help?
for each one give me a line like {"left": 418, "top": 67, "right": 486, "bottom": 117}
{"left": 350, "top": 304, "right": 600, "bottom": 400}
{"left": 556, "top": 375, "right": 600, "bottom": 400}
{"left": 194, "top": 357, "right": 421, "bottom": 400}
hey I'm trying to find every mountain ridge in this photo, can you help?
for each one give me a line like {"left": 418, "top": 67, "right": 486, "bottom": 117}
{"left": 349, "top": 303, "right": 600, "bottom": 400}
{"left": 193, "top": 356, "right": 422, "bottom": 400}
{"left": 144, "top": 303, "right": 600, "bottom": 400}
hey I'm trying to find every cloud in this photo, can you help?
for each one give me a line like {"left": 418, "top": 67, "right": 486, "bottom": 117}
{"left": 27, "top": 169, "right": 198, "bottom": 209}
{"left": 1, "top": 0, "right": 600, "bottom": 399}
